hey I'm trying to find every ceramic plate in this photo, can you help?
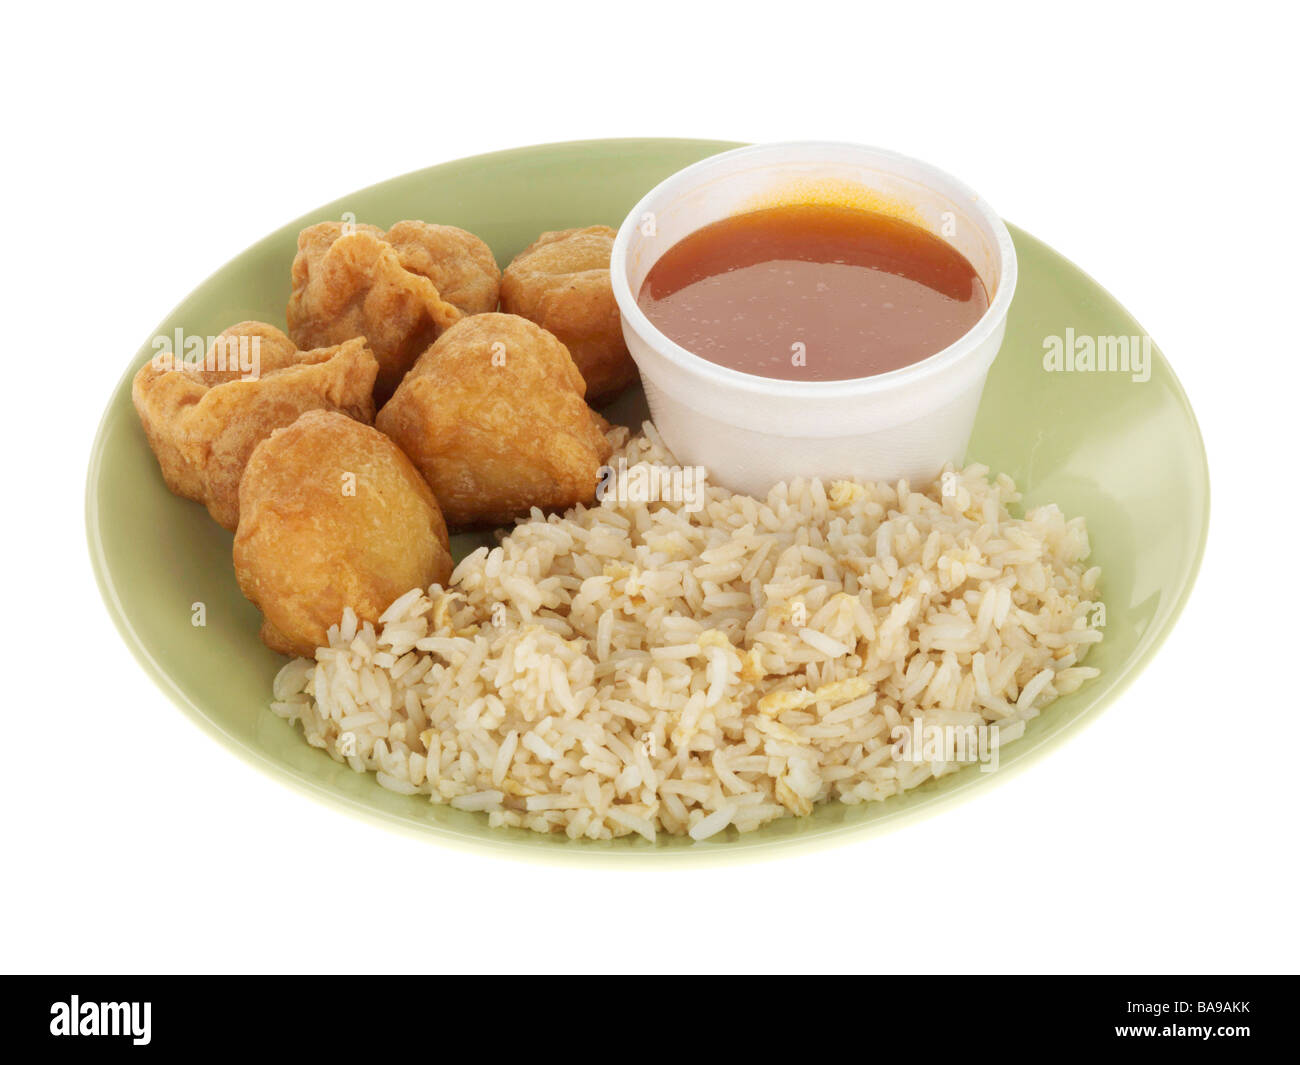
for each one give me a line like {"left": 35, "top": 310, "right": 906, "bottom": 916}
{"left": 86, "top": 138, "right": 1209, "bottom": 863}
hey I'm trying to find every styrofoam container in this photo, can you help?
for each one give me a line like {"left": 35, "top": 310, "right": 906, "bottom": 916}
{"left": 610, "top": 141, "right": 1018, "bottom": 496}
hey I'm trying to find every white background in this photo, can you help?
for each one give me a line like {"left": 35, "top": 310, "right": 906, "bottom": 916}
{"left": 3, "top": 1, "right": 1295, "bottom": 975}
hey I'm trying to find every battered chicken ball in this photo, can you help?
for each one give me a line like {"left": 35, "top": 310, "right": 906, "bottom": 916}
{"left": 500, "top": 225, "right": 636, "bottom": 401}
{"left": 287, "top": 220, "right": 501, "bottom": 399}
{"left": 376, "top": 313, "right": 613, "bottom": 528}
{"left": 132, "top": 322, "right": 378, "bottom": 531}
{"left": 233, "top": 411, "right": 454, "bottom": 657}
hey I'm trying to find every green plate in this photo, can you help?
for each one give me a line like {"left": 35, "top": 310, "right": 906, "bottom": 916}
{"left": 86, "top": 138, "right": 1209, "bottom": 863}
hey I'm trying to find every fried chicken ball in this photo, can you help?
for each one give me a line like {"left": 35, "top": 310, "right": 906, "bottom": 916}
{"left": 132, "top": 322, "right": 378, "bottom": 531}
{"left": 376, "top": 313, "right": 613, "bottom": 528}
{"left": 499, "top": 225, "right": 636, "bottom": 402}
{"left": 287, "top": 220, "right": 501, "bottom": 400}
{"left": 233, "top": 411, "right": 454, "bottom": 657}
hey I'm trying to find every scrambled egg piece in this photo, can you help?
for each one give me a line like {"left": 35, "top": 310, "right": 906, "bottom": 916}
{"left": 775, "top": 777, "right": 813, "bottom": 815}
{"left": 828, "top": 481, "right": 869, "bottom": 509}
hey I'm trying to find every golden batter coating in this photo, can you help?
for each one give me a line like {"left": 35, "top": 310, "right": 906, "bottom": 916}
{"left": 132, "top": 322, "right": 378, "bottom": 531}
{"left": 376, "top": 313, "right": 613, "bottom": 528}
{"left": 287, "top": 220, "right": 501, "bottom": 399}
{"left": 233, "top": 411, "right": 454, "bottom": 658}
{"left": 500, "top": 225, "right": 636, "bottom": 402}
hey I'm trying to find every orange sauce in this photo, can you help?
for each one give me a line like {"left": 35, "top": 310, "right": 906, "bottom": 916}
{"left": 637, "top": 204, "right": 988, "bottom": 381}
